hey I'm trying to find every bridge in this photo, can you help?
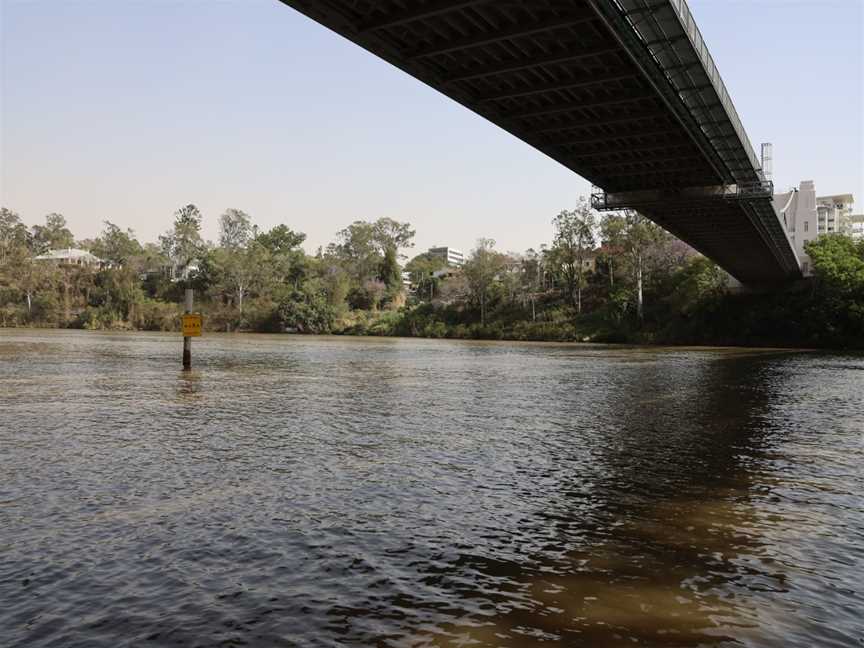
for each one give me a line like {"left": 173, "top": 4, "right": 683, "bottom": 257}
{"left": 279, "top": 0, "right": 801, "bottom": 284}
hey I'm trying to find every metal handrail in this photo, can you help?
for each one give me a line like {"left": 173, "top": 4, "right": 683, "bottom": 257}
{"left": 664, "top": 0, "right": 762, "bottom": 176}
{"left": 723, "top": 180, "right": 774, "bottom": 200}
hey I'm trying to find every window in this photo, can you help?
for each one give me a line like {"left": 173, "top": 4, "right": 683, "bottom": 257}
{"left": 804, "top": 221, "right": 809, "bottom": 232}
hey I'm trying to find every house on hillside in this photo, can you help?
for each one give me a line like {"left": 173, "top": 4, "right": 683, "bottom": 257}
{"left": 34, "top": 248, "right": 104, "bottom": 268}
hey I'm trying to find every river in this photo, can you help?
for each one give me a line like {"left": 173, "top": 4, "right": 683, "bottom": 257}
{"left": 1, "top": 330, "right": 861, "bottom": 647}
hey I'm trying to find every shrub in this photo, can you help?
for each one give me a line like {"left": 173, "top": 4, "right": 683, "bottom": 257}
{"left": 277, "top": 288, "right": 336, "bottom": 334}
{"left": 424, "top": 321, "right": 448, "bottom": 338}
{"left": 0, "top": 304, "right": 25, "bottom": 327}
{"left": 74, "top": 306, "right": 131, "bottom": 331}
{"left": 131, "top": 299, "right": 179, "bottom": 331}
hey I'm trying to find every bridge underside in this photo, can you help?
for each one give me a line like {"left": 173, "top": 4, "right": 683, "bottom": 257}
{"left": 279, "top": 0, "right": 801, "bottom": 284}
{"left": 596, "top": 189, "right": 797, "bottom": 282}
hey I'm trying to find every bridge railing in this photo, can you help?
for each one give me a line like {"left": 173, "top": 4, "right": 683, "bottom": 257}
{"left": 722, "top": 180, "right": 775, "bottom": 201}
{"left": 590, "top": 188, "right": 612, "bottom": 212}
{"left": 663, "top": 0, "right": 763, "bottom": 177}
{"left": 590, "top": 180, "right": 774, "bottom": 212}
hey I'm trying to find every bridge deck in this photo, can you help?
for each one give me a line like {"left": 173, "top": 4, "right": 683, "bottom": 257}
{"left": 279, "top": 0, "right": 801, "bottom": 283}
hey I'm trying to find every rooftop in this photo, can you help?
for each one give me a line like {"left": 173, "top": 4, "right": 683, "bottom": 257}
{"left": 34, "top": 248, "right": 103, "bottom": 263}
{"left": 816, "top": 194, "right": 854, "bottom": 204}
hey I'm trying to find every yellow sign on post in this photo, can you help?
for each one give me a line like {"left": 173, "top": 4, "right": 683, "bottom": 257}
{"left": 181, "top": 313, "right": 202, "bottom": 337}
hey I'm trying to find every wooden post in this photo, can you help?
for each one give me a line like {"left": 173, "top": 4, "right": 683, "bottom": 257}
{"left": 183, "top": 288, "right": 193, "bottom": 370}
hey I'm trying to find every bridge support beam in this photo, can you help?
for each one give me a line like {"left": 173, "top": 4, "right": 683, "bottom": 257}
{"left": 591, "top": 184, "right": 734, "bottom": 210}
{"left": 590, "top": 183, "right": 801, "bottom": 285}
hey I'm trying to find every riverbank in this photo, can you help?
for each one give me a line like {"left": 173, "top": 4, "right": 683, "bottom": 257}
{"left": 4, "top": 284, "right": 860, "bottom": 351}
{"left": 4, "top": 214, "right": 862, "bottom": 351}
{"left": 4, "top": 239, "right": 862, "bottom": 350}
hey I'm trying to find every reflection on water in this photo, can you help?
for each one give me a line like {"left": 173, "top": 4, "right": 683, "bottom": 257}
{"left": 176, "top": 370, "right": 203, "bottom": 400}
{"left": 0, "top": 330, "right": 861, "bottom": 647}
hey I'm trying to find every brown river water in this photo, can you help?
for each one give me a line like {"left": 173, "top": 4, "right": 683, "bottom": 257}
{"left": 0, "top": 329, "right": 862, "bottom": 647}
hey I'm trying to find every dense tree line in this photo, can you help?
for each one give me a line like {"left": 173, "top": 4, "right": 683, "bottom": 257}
{"left": 0, "top": 205, "right": 414, "bottom": 333}
{"left": 1, "top": 203, "right": 862, "bottom": 348}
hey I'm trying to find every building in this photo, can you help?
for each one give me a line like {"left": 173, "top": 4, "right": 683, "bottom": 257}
{"left": 773, "top": 181, "right": 818, "bottom": 274}
{"left": 773, "top": 183, "right": 857, "bottom": 275}
{"left": 34, "top": 248, "right": 103, "bottom": 267}
{"left": 816, "top": 194, "right": 854, "bottom": 235}
{"left": 850, "top": 214, "right": 864, "bottom": 241}
{"left": 428, "top": 246, "right": 464, "bottom": 267}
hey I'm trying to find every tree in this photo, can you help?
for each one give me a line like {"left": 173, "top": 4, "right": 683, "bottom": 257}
{"left": 311, "top": 254, "right": 351, "bottom": 309}
{"left": 379, "top": 245, "right": 402, "bottom": 291}
{"left": 256, "top": 224, "right": 306, "bottom": 256}
{"left": 86, "top": 222, "right": 147, "bottom": 321}
{"left": 12, "top": 253, "right": 56, "bottom": 317}
{"left": 666, "top": 256, "right": 726, "bottom": 316}
{"left": 93, "top": 263, "right": 145, "bottom": 320}
{"left": 159, "top": 204, "right": 204, "bottom": 281}
{"left": 405, "top": 252, "right": 447, "bottom": 300}
{"left": 255, "top": 224, "right": 308, "bottom": 291}
{"left": 806, "top": 234, "right": 864, "bottom": 296}
{"left": 91, "top": 221, "right": 143, "bottom": 267}
{"left": 207, "top": 212, "right": 270, "bottom": 315}
{"left": 54, "top": 262, "right": 94, "bottom": 324}
{"left": 805, "top": 234, "right": 864, "bottom": 341}
{"left": 603, "top": 210, "right": 669, "bottom": 322}
{"left": 521, "top": 248, "right": 542, "bottom": 291}
{"left": 550, "top": 198, "right": 596, "bottom": 313}
{"left": 463, "top": 238, "right": 506, "bottom": 326}
{"left": 498, "top": 253, "right": 523, "bottom": 305}
{"left": 354, "top": 278, "right": 387, "bottom": 311}
{"left": 372, "top": 218, "right": 415, "bottom": 257}
{"left": 32, "top": 213, "right": 74, "bottom": 254}
{"left": 208, "top": 243, "right": 270, "bottom": 315}
{"left": 520, "top": 248, "right": 544, "bottom": 320}
{"left": 331, "top": 221, "right": 380, "bottom": 287}
{"left": 218, "top": 209, "right": 253, "bottom": 250}
{"left": 277, "top": 284, "right": 336, "bottom": 334}
{"left": 0, "top": 210, "right": 49, "bottom": 318}
{"left": 331, "top": 217, "right": 414, "bottom": 290}
{"left": 600, "top": 213, "right": 627, "bottom": 289}
{"left": 0, "top": 208, "right": 32, "bottom": 266}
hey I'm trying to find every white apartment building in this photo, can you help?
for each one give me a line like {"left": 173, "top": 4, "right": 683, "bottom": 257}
{"left": 816, "top": 194, "right": 854, "bottom": 235}
{"left": 773, "top": 182, "right": 857, "bottom": 275}
{"left": 428, "top": 246, "right": 465, "bottom": 267}
{"left": 773, "top": 180, "right": 818, "bottom": 275}
{"left": 850, "top": 214, "right": 864, "bottom": 241}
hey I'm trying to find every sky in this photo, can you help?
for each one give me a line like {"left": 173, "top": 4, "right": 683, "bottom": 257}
{"left": 1, "top": 0, "right": 862, "bottom": 256}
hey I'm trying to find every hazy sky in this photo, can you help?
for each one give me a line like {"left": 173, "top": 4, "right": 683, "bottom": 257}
{"left": 2, "top": 0, "right": 862, "bottom": 255}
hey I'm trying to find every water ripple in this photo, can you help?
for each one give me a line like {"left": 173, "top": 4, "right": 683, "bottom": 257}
{"left": 0, "top": 330, "right": 862, "bottom": 647}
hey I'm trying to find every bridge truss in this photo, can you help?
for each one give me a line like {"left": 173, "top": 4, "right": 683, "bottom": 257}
{"left": 279, "top": 0, "right": 801, "bottom": 283}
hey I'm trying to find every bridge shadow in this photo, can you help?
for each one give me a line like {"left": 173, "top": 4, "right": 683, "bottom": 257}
{"left": 384, "top": 352, "right": 796, "bottom": 647}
